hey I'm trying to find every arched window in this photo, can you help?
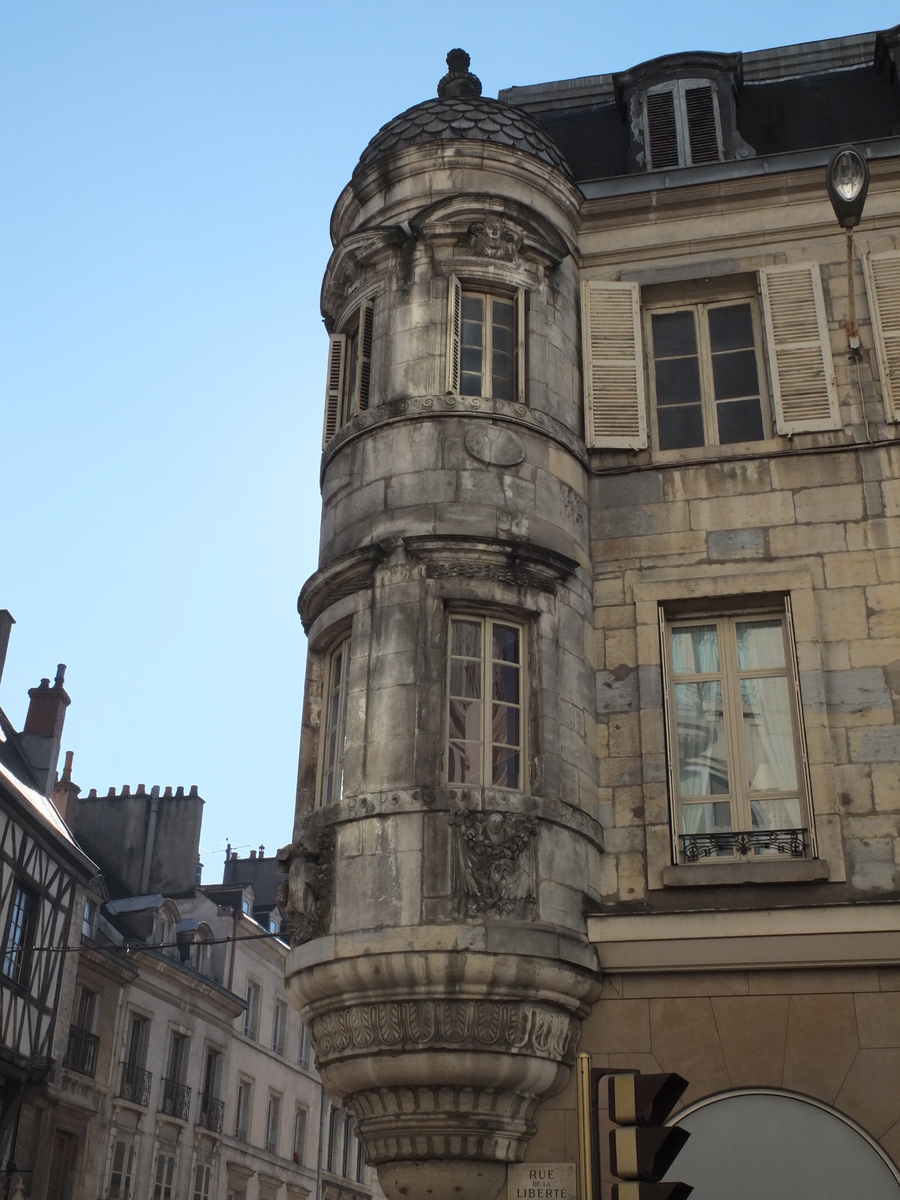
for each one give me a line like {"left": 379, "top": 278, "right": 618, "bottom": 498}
{"left": 664, "top": 1089, "right": 900, "bottom": 1199}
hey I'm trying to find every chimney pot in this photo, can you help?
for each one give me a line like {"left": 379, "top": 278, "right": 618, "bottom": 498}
{"left": 121, "top": 784, "right": 130, "bottom": 797}
{"left": 88, "top": 788, "right": 97, "bottom": 798}
{"left": 175, "top": 786, "right": 185, "bottom": 798}
{"left": 151, "top": 785, "right": 160, "bottom": 798}
{"left": 189, "top": 784, "right": 199, "bottom": 797}
{"left": 164, "top": 786, "right": 173, "bottom": 798}
{"left": 106, "top": 787, "right": 116, "bottom": 797}
{"left": 249, "top": 849, "right": 257, "bottom": 859}
{"left": 259, "top": 844, "right": 265, "bottom": 857}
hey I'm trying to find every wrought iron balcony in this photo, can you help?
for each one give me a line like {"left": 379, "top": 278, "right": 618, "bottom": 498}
{"left": 198, "top": 1093, "right": 224, "bottom": 1134}
{"left": 119, "top": 1062, "right": 152, "bottom": 1106}
{"left": 64, "top": 1025, "right": 99, "bottom": 1077}
{"left": 160, "top": 1077, "right": 192, "bottom": 1121}
{"left": 682, "top": 827, "right": 808, "bottom": 862}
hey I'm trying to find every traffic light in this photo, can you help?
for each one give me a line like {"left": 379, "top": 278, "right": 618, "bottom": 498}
{"left": 607, "top": 1073, "right": 693, "bottom": 1200}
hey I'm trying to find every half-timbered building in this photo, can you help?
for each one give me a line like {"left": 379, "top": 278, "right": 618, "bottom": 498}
{"left": 0, "top": 612, "right": 98, "bottom": 1200}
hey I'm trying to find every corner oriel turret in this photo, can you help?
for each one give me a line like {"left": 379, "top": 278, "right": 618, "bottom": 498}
{"left": 281, "top": 50, "right": 602, "bottom": 1200}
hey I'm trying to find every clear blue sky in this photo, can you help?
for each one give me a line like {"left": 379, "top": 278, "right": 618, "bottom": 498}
{"left": 2, "top": 0, "right": 897, "bottom": 877}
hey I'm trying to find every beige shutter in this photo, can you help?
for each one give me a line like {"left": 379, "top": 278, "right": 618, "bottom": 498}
{"left": 447, "top": 275, "right": 461, "bottom": 393}
{"left": 514, "top": 287, "right": 526, "bottom": 403}
{"left": 581, "top": 280, "right": 648, "bottom": 449}
{"left": 759, "top": 263, "right": 840, "bottom": 434}
{"left": 356, "top": 300, "right": 375, "bottom": 413}
{"left": 322, "top": 333, "right": 346, "bottom": 447}
{"left": 863, "top": 251, "right": 900, "bottom": 422}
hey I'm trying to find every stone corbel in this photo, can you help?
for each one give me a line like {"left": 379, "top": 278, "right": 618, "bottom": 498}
{"left": 298, "top": 544, "right": 388, "bottom": 633}
{"left": 403, "top": 534, "right": 577, "bottom": 595}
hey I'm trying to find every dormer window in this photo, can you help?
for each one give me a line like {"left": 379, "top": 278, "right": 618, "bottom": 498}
{"left": 645, "top": 80, "right": 722, "bottom": 169}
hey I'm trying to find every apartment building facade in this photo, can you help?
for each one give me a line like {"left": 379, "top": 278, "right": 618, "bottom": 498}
{"left": 280, "top": 28, "right": 900, "bottom": 1200}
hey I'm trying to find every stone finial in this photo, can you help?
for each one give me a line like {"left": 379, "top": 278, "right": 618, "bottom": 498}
{"left": 437, "top": 48, "right": 482, "bottom": 100}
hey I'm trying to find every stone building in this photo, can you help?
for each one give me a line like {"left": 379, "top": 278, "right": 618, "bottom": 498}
{"left": 281, "top": 27, "right": 900, "bottom": 1200}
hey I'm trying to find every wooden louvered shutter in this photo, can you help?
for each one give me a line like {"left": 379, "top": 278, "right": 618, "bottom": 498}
{"left": 759, "top": 263, "right": 840, "bottom": 434}
{"left": 864, "top": 251, "right": 900, "bottom": 422}
{"left": 356, "top": 301, "right": 375, "bottom": 412}
{"left": 109, "top": 1141, "right": 128, "bottom": 1200}
{"left": 685, "top": 84, "right": 719, "bottom": 164}
{"left": 447, "top": 275, "right": 461, "bottom": 393}
{"left": 322, "top": 334, "right": 346, "bottom": 447}
{"left": 581, "top": 280, "right": 648, "bottom": 449}
{"left": 514, "top": 287, "right": 526, "bottom": 403}
{"left": 646, "top": 90, "right": 679, "bottom": 169}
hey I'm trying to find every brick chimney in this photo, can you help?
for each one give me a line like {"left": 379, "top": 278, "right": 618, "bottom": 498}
{"left": 51, "top": 750, "right": 81, "bottom": 827}
{"left": 19, "top": 665, "right": 70, "bottom": 796}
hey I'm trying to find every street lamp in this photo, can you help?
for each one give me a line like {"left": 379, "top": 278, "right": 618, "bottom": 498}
{"left": 826, "top": 145, "right": 870, "bottom": 353}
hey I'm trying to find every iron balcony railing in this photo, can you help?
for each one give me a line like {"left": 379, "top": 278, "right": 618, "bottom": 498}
{"left": 681, "top": 827, "right": 808, "bottom": 862}
{"left": 64, "top": 1026, "right": 99, "bottom": 1077}
{"left": 198, "top": 1093, "right": 224, "bottom": 1134}
{"left": 119, "top": 1062, "right": 152, "bottom": 1106}
{"left": 160, "top": 1078, "right": 192, "bottom": 1122}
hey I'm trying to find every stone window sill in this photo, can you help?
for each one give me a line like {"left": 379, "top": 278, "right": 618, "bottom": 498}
{"left": 662, "top": 858, "right": 830, "bottom": 887}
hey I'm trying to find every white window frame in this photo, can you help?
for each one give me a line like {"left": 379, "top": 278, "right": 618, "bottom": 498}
{"left": 234, "top": 1078, "right": 253, "bottom": 1142}
{"left": 447, "top": 276, "right": 525, "bottom": 402}
{"left": 265, "top": 1092, "right": 281, "bottom": 1156}
{"left": 243, "top": 982, "right": 260, "bottom": 1040}
{"left": 272, "top": 1000, "right": 287, "bottom": 1056}
{"left": 318, "top": 636, "right": 351, "bottom": 806}
{"left": 659, "top": 599, "right": 815, "bottom": 866}
{"left": 445, "top": 615, "right": 526, "bottom": 792}
{"left": 645, "top": 294, "right": 770, "bottom": 451}
{"left": 644, "top": 79, "right": 723, "bottom": 169}
{"left": 191, "top": 1161, "right": 211, "bottom": 1200}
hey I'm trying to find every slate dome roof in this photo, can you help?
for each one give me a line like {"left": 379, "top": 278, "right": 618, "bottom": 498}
{"left": 354, "top": 50, "right": 572, "bottom": 179}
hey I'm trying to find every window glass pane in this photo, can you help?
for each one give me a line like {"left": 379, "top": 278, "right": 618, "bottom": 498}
{"left": 681, "top": 801, "right": 733, "bottom": 834}
{"left": 652, "top": 310, "right": 697, "bottom": 357}
{"left": 751, "top": 796, "right": 802, "bottom": 830}
{"left": 449, "top": 659, "right": 481, "bottom": 700}
{"left": 492, "top": 704, "right": 520, "bottom": 748}
{"left": 736, "top": 619, "right": 786, "bottom": 670}
{"left": 492, "top": 624, "right": 519, "bottom": 663}
{"left": 654, "top": 357, "right": 702, "bottom": 406}
{"left": 708, "top": 303, "right": 754, "bottom": 352}
{"left": 491, "top": 299, "right": 515, "bottom": 401}
{"left": 716, "top": 397, "right": 765, "bottom": 444}
{"left": 492, "top": 745, "right": 520, "bottom": 789}
{"left": 449, "top": 699, "right": 481, "bottom": 742}
{"left": 657, "top": 404, "right": 705, "bottom": 450}
{"left": 671, "top": 625, "right": 719, "bottom": 675}
{"left": 741, "top": 677, "right": 798, "bottom": 791}
{"left": 451, "top": 620, "right": 481, "bottom": 659}
{"left": 492, "top": 663, "right": 520, "bottom": 705}
{"left": 448, "top": 742, "right": 481, "bottom": 785}
{"left": 711, "top": 347, "right": 759, "bottom": 400}
{"left": 674, "top": 681, "right": 729, "bottom": 795}
{"left": 461, "top": 295, "right": 484, "bottom": 396}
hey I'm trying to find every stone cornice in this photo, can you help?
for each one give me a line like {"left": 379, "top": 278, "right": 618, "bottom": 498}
{"left": 320, "top": 395, "right": 588, "bottom": 479}
{"left": 298, "top": 545, "right": 388, "bottom": 633}
{"left": 404, "top": 534, "right": 578, "bottom": 596}
{"left": 299, "top": 786, "right": 604, "bottom": 852}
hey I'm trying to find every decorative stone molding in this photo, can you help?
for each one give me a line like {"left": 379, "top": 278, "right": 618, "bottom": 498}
{"left": 404, "top": 534, "right": 577, "bottom": 596}
{"left": 468, "top": 218, "right": 523, "bottom": 262}
{"left": 276, "top": 827, "right": 336, "bottom": 946}
{"left": 464, "top": 424, "right": 525, "bottom": 466}
{"left": 312, "top": 998, "right": 575, "bottom": 1063}
{"left": 449, "top": 811, "right": 537, "bottom": 919}
{"left": 297, "top": 786, "right": 605, "bottom": 852}
{"left": 298, "top": 545, "right": 387, "bottom": 633}
{"left": 320, "top": 394, "right": 587, "bottom": 475}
